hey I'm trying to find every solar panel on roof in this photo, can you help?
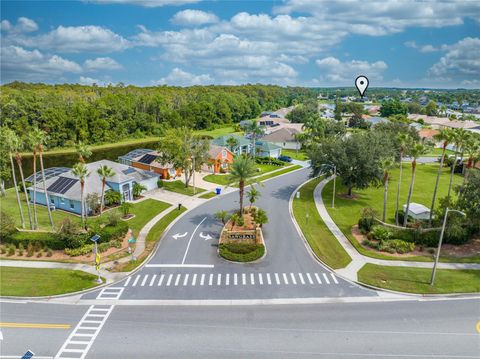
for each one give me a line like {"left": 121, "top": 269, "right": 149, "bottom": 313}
{"left": 137, "top": 154, "right": 157, "bottom": 164}
{"left": 122, "top": 168, "right": 136, "bottom": 175}
{"left": 47, "top": 177, "right": 78, "bottom": 194}
{"left": 26, "top": 167, "right": 70, "bottom": 182}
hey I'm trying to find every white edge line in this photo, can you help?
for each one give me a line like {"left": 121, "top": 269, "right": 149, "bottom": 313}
{"left": 145, "top": 264, "right": 214, "bottom": 268}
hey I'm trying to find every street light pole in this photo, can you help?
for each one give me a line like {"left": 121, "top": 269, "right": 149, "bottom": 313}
{"left": 332, "top": 165, "right": 336, "bottom": 209}
{"left": 430, "top": 207, "right": 465, "bottom": 285}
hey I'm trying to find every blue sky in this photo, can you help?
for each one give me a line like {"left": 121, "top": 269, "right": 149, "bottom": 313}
{"left": 1, "top": 0, "right": 479, "bottom": 88}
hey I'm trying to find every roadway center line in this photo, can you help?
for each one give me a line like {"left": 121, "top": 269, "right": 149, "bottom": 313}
{"left": 145, "top": 264, "right": 214, "bottom": 268}
{"left": 181, "top": 216, "right": 207, "bottom": 264}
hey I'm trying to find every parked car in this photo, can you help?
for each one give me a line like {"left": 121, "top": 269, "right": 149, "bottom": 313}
{"left": 278, "top": 155, "right": 292, "bottom": 163}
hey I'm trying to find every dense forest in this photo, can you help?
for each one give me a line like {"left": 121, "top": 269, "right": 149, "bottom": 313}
{"left": 0, "top": 82, "right": 316, "bottom": 149}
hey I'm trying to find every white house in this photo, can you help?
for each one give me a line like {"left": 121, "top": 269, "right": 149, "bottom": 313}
{"left": 403, "top": 203, "right": 430, "bottom": 220}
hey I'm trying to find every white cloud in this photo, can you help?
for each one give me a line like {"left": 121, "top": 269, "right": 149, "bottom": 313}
{"left": 275, "top": 0, "right": 480, "bottom": 35}
{"left": 1, "top": 46, "right": 82, "bottom": 82}
{"left": 404, "top": 40, "right": 442, "bottom": 53}
{"left": 87, "top": 0, "right": 199, "bottom": 7}
{"left": 154, "top": 67, "right": 213, "bottom": 86}
{"left": 315, "top": 57, "right": 388, "bottom": 84}
{"left": 171, "top": 9, "right": 218, "bottom": 26}
{"left": 1, "top": 17, "right": 38, "bottom": 33}
{"left": 13, "top": 25, "right": 130, "bottom": 53}
{"left": 428, "top": 37, "right": 480, "bottom": 79}
{"left": 84, "top": 57, "right": 122, "bottom": 71}
{"left": 79, "top": 76, "right": 101, "bottom": 85}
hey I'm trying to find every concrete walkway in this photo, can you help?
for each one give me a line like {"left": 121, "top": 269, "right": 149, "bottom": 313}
{"left": 314, "top": 177, "right": 480, "bottom": 281}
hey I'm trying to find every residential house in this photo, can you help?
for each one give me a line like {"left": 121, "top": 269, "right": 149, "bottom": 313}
{"left": 366, "top": 116, "right": 389, "bottom": 126}
{"left": 211, "top": 134, "right": 252, "bottom": 155}
{"left": 202, "top": 145, "right": 234, "bottom": 173}
{"left": 403, "top": 203, "right": 430, "bottom": 221}
{"left": 261, "top": 127, "right": 301, "bottom": 150}
{"left": 26, "top": 160, "right": 158, "bottom": 215}
{"left": 119, "top": 149, "right": 181, "bottom": 179}
{"left": 408, "top": 114, "right": 480, "bottom": 131}
{"left": 255, "top": 141, "right": 282, "bottom": 158}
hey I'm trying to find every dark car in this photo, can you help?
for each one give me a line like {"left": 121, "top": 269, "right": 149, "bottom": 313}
{"left": 278, "top": 155, "right": 292, "bottom": 163}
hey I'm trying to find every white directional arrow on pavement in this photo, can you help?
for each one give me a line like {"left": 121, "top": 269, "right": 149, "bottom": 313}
{"left": 172, "top": 232, "right": 188, "bottom": 240}
{"left": 199, "top": 232, "right": 212, "bottom": 241}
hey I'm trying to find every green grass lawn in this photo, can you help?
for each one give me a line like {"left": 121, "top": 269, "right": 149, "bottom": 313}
{"left": 204, "top": 164, "right": 300, "bottom": 186}
{"left": 161, "top": 180, "right": 206, "bottom": 196}
{"left": 281, "top": 149, "right": 309, "bottom": 161}
{"left": 0, "top": 266, "right": 102, "bottom": 296}
{"left": 423, "top": 148, "right": 454, "bottom": 157}
{"left": 322, "top": 163, "right": 468, "bottom": 262}
{"left": 193, "top": 125, "right": 242, "bottom": 138}
{"left": 252, "top": 165, "right": 302, "bottom": 183}
{"left": 198, "top": 192, "right": 217, "bottom": 199}
{"left": 203, "top": 174, "right": 230, "bottom": 186}
{"left": 293, "top": 177, "right": 351, "bottom": 269}
{"left": 123, "top": 199, "right": 171, "bottom": 237}
{"left": 358, "top": 264, "right": 480, "bottom": 294}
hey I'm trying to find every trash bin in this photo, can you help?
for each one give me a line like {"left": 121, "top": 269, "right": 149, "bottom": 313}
{"left": 215, "top": 188, "right": 221, "bottom": 195}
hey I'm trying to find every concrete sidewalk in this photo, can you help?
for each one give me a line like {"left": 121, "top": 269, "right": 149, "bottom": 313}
{"left": 313, "top": 177, "right": 480, "bottom": 281}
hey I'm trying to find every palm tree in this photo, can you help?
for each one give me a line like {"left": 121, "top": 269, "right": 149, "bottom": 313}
{"left": 395, "top": 134, "right": 410, "bottom": 226}
{"left": 428, "top": 128, "right": 454, "bottom": 225}
{"left": 75, "top": 141, "right": 92, "bottom": 163}
{"left": 403, "top": 143, "right": 428, "bottom": 227}
{"left": 226, "top": 136, "right": 239, "bottom": 153}
{"left": 380, "top": 158, "right": 395, "bottom": 223}
{"left": 245, "top": 120, "right": 264, "bottom": 159}
{"left": 28, "top": 128, "right": 44, "bottom": 229}
{"left": 36, "top": 129, "right": 55, "bottom": 229}
{"left": 13, "top": 145, "right": 33, "bottom": 229}
{"left": 227, "top": 156, "right": 257, "bottom": 214}
{"left": 97, "top": 165, "right": 116, "bottom": 214}
{"left": 132, "top": 182, "right": 147, "bottom": 198}
{"left": 72, "top": 162, "right": 90, "bottom": 228}
{"left": 459, "top": 134, "right": 480, "bottom": 195}
{"left": 247, "top": 185, "right": 260, "bottom": 209}
{"left": 4, "top": 128, "right": 25, "bottom": 228}
{"left": 230, "top": 213, "right": 240, "bottom": 230}
{"left": 214, "top": 210, "right": 231, "bottom": 226}
{"left": 447, "top": 128, "right": 468, "bottom": 201}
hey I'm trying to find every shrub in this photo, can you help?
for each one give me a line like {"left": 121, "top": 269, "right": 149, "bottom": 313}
{"left": 120, "top": 202, "right": 133, "bottom": 217}
{"left": 107, "top": 210, "right": 121, "bottom": 226}
{"left": 380, "top": 239, "right": 415, "bottom": 254}
{"left": 358, "top": 208, "right": 377, "bottom": 233}
{"left": 33, "top": 241, "right": 42, "bottom": 252}
{"left": 18, "top": 243, "right": 24, "bottom": 256}
{"left": 0, "top": 246, "right": 6, "bottom": 254}
{"left": 0, "top": 211, "right": 16, "bottom": 239}
{"left": 46, "top": 248, "right": 53, "bottom": 257}
{"left": 36, "top": 251, "right": 42, "bottom": 258}
{"left": 63, "top": 233, "right": 90, "bottom": 249}
{"left": 5, "top": 230, "right": 66, "bottom": 250}
{"left": 445, "top": 222, "right": 470, "bottom": 245}
{"left": 370, "top": 226, "right": 393, "bottom": 241}
{"left": 86, "top": 193, "right": 101, "bottom": 215}
{"left": 236, "top": 215, "right": 245, "bottom": 227}
{"left": 219, "top": 243, "right": 265, "bottom": 262}
{"left": 65, "top": 244, "right": 94, "bottom": 256}
{"left": 97, "top": 221, "right": 128, "bottom": 243}
{"left": 26, "top": 243, "right": 34, "bottom": 257}
{"left": 362, "top": 239, "right": 379, "bottom": 250}
{"left": 157, "top": 179, "right": 163, "bottom": 188}
{"left": 104, "top": 190, "right": 122, "bottom": 205}
{"left": 8, "top": 244, "right": 15, "bottom": 256}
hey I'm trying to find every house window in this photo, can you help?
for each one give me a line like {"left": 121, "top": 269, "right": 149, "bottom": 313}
{"left": 69, "top": 200, "right": 75, "bottom": 209}
{"left": 51, "top": 198, "right": 54, "bottom": 204}
{"left": 60, "top": 198, "right": 65, "bottom": 204}
{"left": 221, "top": 149, "right": 227, "bottom": 159}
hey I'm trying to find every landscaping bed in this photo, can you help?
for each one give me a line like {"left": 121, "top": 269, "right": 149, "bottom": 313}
{"left": 218, "top": 208, "right": 266, "bottom": 263}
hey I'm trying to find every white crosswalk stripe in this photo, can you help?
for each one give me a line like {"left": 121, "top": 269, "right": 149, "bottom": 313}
{"left": 122, "top": 272, "right": 340, "bottom": 288}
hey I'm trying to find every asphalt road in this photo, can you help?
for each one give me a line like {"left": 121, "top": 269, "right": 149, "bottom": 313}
{"left": 1, "top": 299, "right": 478, "bottom": 358}
{"left": 82, "top": 167, "right": 375, "bottom": 301}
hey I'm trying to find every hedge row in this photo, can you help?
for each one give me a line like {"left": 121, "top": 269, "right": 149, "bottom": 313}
{"left": 1, "top": 221, "right": 129, "bottom": 250}
{"left": 64, "top": 240, "right": 122, "bottom": 256}
{"left": 219, "top": 243, "right": 265, "bottom": 262}
{"left": 255, "top": 157, "right": 284, "bottom": 166}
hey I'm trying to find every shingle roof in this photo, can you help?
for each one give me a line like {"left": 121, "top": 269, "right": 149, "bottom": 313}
{"left": 211, "top": 134, "right": 250, "bottom": 147}
{"left": 262, "top": 128, "right": 299, "bottom": 142}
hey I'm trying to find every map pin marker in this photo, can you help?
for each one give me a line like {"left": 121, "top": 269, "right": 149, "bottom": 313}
{"left": 355, "top": 75, "right": 369, "bottom": 97}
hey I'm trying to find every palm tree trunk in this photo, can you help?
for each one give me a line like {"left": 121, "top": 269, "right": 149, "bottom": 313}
{"left": 10, "top": 153, "right": 25, "bottom": 229}
{"left": 403, "top": 161, "right": 416, "bottom": 227}
{"left": 39, "top": 149, "right": 54, "bottom": 229}
{"left": 239, "top": 180, "right": 244, "bottom": 214}
{"left": 252, "top": 134, "right": 256, "bottom": 159}
{"left": 100, "top": 178, "right": 106, "bottom": 214}
{"left": 429, "top": 147, "right": 446, "bottom": 225}
{"left": 447, "top": 151, "right": 457, "bottom": 201}
{"left": 395, "top": 152, "right": 403, "bottom": 226}
{"left": 0, "top": 179, "right": 6, "bottom": 197}
{"left": 382, "top": 174, "right": 388, "bottom": 223}
{"left": 32, "top": 149, "right": 38, "bottom": 229}
{"left": 16, "top": 154, "right": 33, "bottom": 229}
{"left": 80, "top": 182, "right": 85, "bottom": 228}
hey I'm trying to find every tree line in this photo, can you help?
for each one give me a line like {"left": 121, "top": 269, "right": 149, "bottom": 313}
{"left": 1, "top": 82, "right": 315, "bottom": 149}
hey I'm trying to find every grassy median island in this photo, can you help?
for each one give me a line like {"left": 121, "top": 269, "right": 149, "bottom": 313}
{"left": 358, "top": 264, "right": 480, "bottom": 294}
{"left": 292, "top": 177, "right": 351, "bottom": 269}
{"left": 0, "top": 266, "right": 102, "bottom": 296}
{"left": 322, "top": 163, "right": 474, "bottom": 262}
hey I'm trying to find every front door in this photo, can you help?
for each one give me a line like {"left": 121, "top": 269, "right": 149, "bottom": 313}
{"left": 122, "top": 184, "right": 131, "bottom": 201}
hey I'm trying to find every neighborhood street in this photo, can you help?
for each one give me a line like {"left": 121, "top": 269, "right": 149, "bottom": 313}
{"left": 81, "top": 167, "right": 375, "bottom": 301}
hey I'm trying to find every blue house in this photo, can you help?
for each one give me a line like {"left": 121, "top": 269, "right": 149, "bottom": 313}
{"left": 211, "top": 134, "right": 252, "bottom": 156}
{"left": 26, "top": 160, "right": 158, "bottom": 216}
